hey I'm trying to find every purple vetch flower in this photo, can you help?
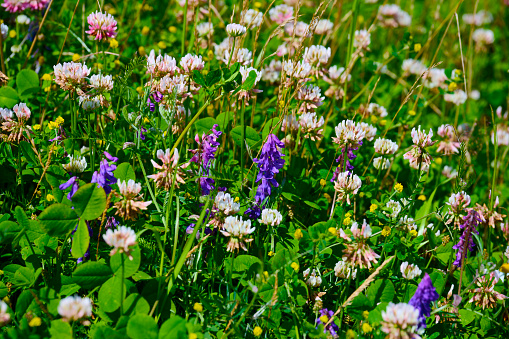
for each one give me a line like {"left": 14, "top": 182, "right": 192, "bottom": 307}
{"left": 315, "top": 308, "right": 339, "bottom": 337}
{"left": 59, "top": 176, "right": 79, "bottom": 200}
{"left": 331, "top": 142, "right": 361, "bottom": 182}
{"left": 409, "top": 273, "right": 440, "bottom": 329}
{"left": 147, "top": 91, "right": 163, "bottom": 112}
{"left": 246, "top": 134, "right": 285, "bottom": 218}
{"left": 138, "top": 127, "right": 147, "bottom": 141}
{"left": 452, "top": 209, "right": 481, "bottom": 268}
{"left": 91, "top": 151, "right": 118, "bottom": 194}
{"left": 189, "top": 124, "right": 222, "bottom": 195}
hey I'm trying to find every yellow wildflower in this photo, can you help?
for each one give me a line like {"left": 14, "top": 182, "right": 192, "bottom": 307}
{"left": 408, "top": 110, "right": 416, "bottom": 116}
{"left": 362, "top": 322, "right": 372, "bottom": 333}
{"left": 370, "top": 115, "right": 379, "bottom": 124}
{"left": 343, "top": 217, "right": 352, "bottom": 226}
{"left": 29, "top": 317, "right": 42, "bottom": 327}
{"left": 234, "top": 197, "right": 239, "bottom": 203}
{"left": 381, "top": 226, "right": 391, "bottom": 237}
{"left": 72, "top": 54, "right": 80, "bottom": 62}
{"left": 346, "top": 330, "right": 356, "bottom": 339}
{"left": 193, "top": 303, "right": 203, "bottom": 312}
{"left": 319, "top": 179, "right": 326, "bottom": 187}
{"left": 46, "top": 194, "right": 55, "bottom": 202}
{"left": 319, "top": 315, "right": 329, "bottom": 323}
{"left": 394, "top": 183, "right": 403, "bottom": 193}
{"left": 268, "top": 251, "right": 275, "bottom": 257}
{"left": 410, "top": 230, "right": 418, "bottom": 237}
{"left": 143, "top": 117, "right": 150, "bottom": 124}
{"left": 435, "top": 157, "right": 442, "bottom": 165}
{"left": 109, "top": 38, "right": 119, "bottom": 49}
{"left": 294, "top": 229, "right": 303, "bottom": 240}
{"left": 418, "top": 195, "right": 426, "bottom": 201}
{"left": 253, "top": 326, "right": 263, "bottom": 337}
{"left": 290, "top": 262, "right": 299, "bottom": 272}
{"left": 362, "top": 310, "right": 369, "bottom": 319}
{"left": 158, "top": 41, "right": 167, "bottom": 49}
{"left": 9, "top": 30, "right": 16, "bottom": 38}
{"left": 328, "top": 227, "right": 337, "bottom": 235}
{"left": 358, "top": 15, "right": 364, "bottom": 24}
{"left": 448, "top": 82, "right": 457, "bottom": 92}
{"left": 207, "top": 50, "right": 214, "bottom": 60}
{"left": 189, "top": 334, "right": 197, "bottom": 339}
{"left": 500, "top": 263, "right": 509, "bottom": 274}
{"left": 33, "top": 124, "right": 41, "bottom": 131}
{"left": 254, "top": 2, "right": 262, "bottom": 8}
{"left": 41, "top": 73, "right": 51, "bottom": 81}
{"left": 369, "top": 204, "right": 377, "bottom": 213}
{"left": 263, "top": 271, "right": 269, "bottom": 279}
{"left": 414, "top": 43, "right": 421, "bottom": 52}
{"left": 379, "top": 119, "right": 387, "bottom": 126}
{"left": 324, "top": 193, "right": 332, "bottom": 203}
{"left": 136, "top": 86, "right": 143, "bottom": 94}
{"left": 138, "top": 46, "right": 146, "bottom": 56}
{"left": 169, "top": 26, "right": 177, "bottom": 33}
{"left": 48, "top": 121, "right": 59, "bottom": 130}
{"left": 55, "top": 116, "right": 64, "bottom": 125}
{"left": 44, "top": 87, "right": 51, "bottom": 92}
{"left": 141, "top": 26, "right": 150, "bottom": 36}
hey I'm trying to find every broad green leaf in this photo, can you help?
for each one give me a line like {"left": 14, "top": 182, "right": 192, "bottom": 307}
{"left": 0, "top": 221, "right": 23, "bottom": 244}
{"left": 0, "top": 86, "right": 19, "bottom": 108}
{"left": 262, "top": 118, "right": 280, "bottom": 141}
{"left": 71, "top": 219, "right": 90, "bottom": 258}
{"left": 50, "top": 319, "right": 73, "bottom": 339}
{"left": 110, "top": 245, "right": 141, "bottom": 278}
{"left": 367, "top": 279, "right": 395, "bottom": 306}
{"left": 436, "top": 242, "right": 453, "bottom": 266}
{"left": 205, "top": 68, "right": 222, "bottom": 87}
{"left": 159, "top": 316, "right": 187, "bottom": 339}
{"left": 72, "top": 183, "right": 107, "bottom": 220}
{"left": 231, "top": 125, "right": 261, "bottom": 148}
{"left": 38, "top": 203, "right": 79, "bottom": 237}
{"left": 19, "top": 141, "right": 38, "bottom": 165}
{"left": 347, "top": 293, "right": 371, "bottom": 320}
{"left": 216, "top": 112, "right": 233, "bottom": 129}
{"left": 126, "top": 314, "right": 158, "bottom": 339}
{"left": 12, "top": 266, "right": 34, "bottom": 287}
{"left": 14, "top": 206, "right": 30, "bottom": 231}
{"left": 459, "top": 309, "right": 476, "bottom": 326}
{"left": 226, "top": 254, "right": 262, "bottom": 278}
{"left": 73, "top": 261, "right": 112, "bottom": 289}
{"left": 98, "top": 276, "right": 126, "bottom": 313}
{"left": 123, "top": 293, "right": 150, "bottom": 315}
{"left": 114, "top": 162, "right": 136, "bottom": 182}
{"left": 240, "top": 69, "right": 258, "bottom": 91}
{"left": 416, "top": 187, "right": 438, "bottom": 235}
{"left": 192, "top": 70, "right": 206, "bottom": 87}
{"left": 16, "top": 69, "right": 40, "bottom": 97}
{"left": 194, "top": 117, "right": 217, "bottom": 136}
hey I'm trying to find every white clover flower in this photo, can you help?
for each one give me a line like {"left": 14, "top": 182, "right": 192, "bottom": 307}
{"left": 334, "top": 260, "right": 357, "bottom": 279}
{"left": 315, "top": 19, "right": 333, "bottom": 35}
{"left": 146, "top": 51, "right": 179, "bottom": 77}
{"left": 354, "top": 29, "right": 371, "bottom": 50}
{"left": 222, "top": 48, "right": 253, "bottom": 66}
{"left": 269, "top": 4, "right": 294, "bottom": 25}
{"left": 367, "top": 103, "right": 388, "bottom": 117}
{"left": 303, "top": 45, "right": 331, "bottom": 66}
{"left": 53, "top": 62, "right": 91, "bottom": 91}
{"left": 0, "top": 108, "right": 13, "bottom": 122}
{"left": 16, "top": 15, "right": 31, "bottom": 25}
{"left": 410, "top": 126, "right": 435, "bottom": 148}
{"left": 359, "top": 122, "right": 377, "bottom": 141}
{"left": 281, "top": 114, "right": 298, "bottom": 132}
{"left": 472, "top": 28, "right": 495, "bottom": 45}
{"left": 196, "top": 22, "right": 214, "bottom": 37}
{"left": 282, "top": 60, "right": 312, "bottom": 79}
{"left": 303, "top": 268, "right": 322, "bottom": 287}
{"left": 398, "top": 216, "right": 417, "bottom": 231}
{"left": 463, "top": 10, "right": 493, "bottom": 26}
{"left": 492, "top": 126, "right": 509, "bottom": 146}
{"left": 381, "top": 303, "right": 421, "bottom": 339}
{"left": 378, "top": 5, "right": 412, "bottom": 28}
{"left": 226, "top": 23, "right": 247, "bottom": 37}
{"left": 58, "top": 295, "right": 93, "bottom": 322}
{"left": 424, "top": 68, "right": 448, "bottom": 89}
{"left": 402, "top": 59, "right": 426, "bottom": 76}
{"left": 63, "top": 155, "right": 87, "bottom": 174}
{"left": 180, "top": 54, "right": 205, "bottom": 74}
{"left": 332, "top": 120, "right": 366, "bottom": 148}
{"left": 90, "top": 74, "right": 114, "bottom": 91}
{"left": 214, "top": 192, "right": 240, "bottom": 216}
{"left": 103, "top": 226, "right": 137, "bottom": 259}
{"left": 240, "top": 66, "right": 262, "bottom": 86}
{"left": 243, "top": 9, "right": 263, "bottom": 28}
{"left": 258, "top": 208, "right": 283, "bottom": 226}
{"left": 442, "top": 165, "right": 458, "bottom": 178}
{"left": 374, "top": 138, "right": 399, "bottom": 155}
{"left": 504, "top": 246, "right": 509, "bottom": 262}
{"left": 334, "top": 171, "right": 362, "bottom": 204}
{"left": 221, "top": 216, "right": 256, "bottom": 252}
{"left": 299, "top": 112, "right": 324, "bottom": 141}
{"left": 444, "top": 90, "right": 468, "bottom": 106}
{"left": 296, "top": 84, "right": 325, "bottom": 113}
{"left": 284, "top": 21, "right": 310, "bottom": 37}
{"left": 79, "top": 95, "right": 102, "bottom": 111}
{"left": 328, "top": 65, "right": 350, "bottom": 82}
{"left": 384, "top": 200, "right": 402, "bottom": 218}
{"left": 374, "top": 157, "right": 390, "bottom": 170}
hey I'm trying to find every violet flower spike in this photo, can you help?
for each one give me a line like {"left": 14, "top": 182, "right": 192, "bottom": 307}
{"left": 409, "top": 273, "right": 440, "bottom": 329}
{"left": 91, "top": 151, "right": 118, "bottom": 194}
{"left": 452, "top": 209, "right": 481, "bottom": 268}
{"left": 59, "top": 176, "right": 79, "bottom": 201}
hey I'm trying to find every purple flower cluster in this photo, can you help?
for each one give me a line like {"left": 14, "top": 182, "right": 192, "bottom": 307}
{"left": 409, "top": 273, "right": 439, "bottom": 329}
{"left": 91, "top": 151, "right": 118, "bottom": 194}
{"left": 147, "top": 91, "right": 163, "bottom": 112}
{"left": 59, "top": 176, "right": 80, "bottom": 200}
{"left": 189, "top": 124, "right": 222, "bottom": 195}
{"left": 452, "top": 209, "right": 481, "bottom": 268}
{"left": 315, "top": 308, "right": 339, "bottom": 337}
{"left": 331, "top": 143, "right": 361, "bottom": 182}
{"left": 246, "top": 134, "right": 285, "bottom": 218}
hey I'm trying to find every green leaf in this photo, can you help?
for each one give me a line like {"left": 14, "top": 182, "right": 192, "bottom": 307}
{"left": 159, "top": 316, "right": 187, "bottom": 339}
{"left": 72, "top": 183, "right": 107, "bottom": 220}
{"left": 194, "top": 117, "right": 217, "bottom": 136}
{"left": 123, "top": 294, "right": 150, "bottom": 315}
{"left": 367, "top": 279, "right": 395, "bottom": 306}
{"left": 262, "top": 118, "right": 280, "bottom": 141}
{"left": 0, "top": 86, "right": 19, "bottom": 108}
{"left": 240, "top": 70, "right": 258, "bottom": 91}
{"left": 231, "top": 125, "right": 261, "bottom": 148}
{"left": 114, "top": 163, "right": 136, "bottom": 182}
{"left": 416, "top": 187, "right": 437, "bottom": 235}
{"left": 459, "top": 309, "right": 476, "bottom": 326}
{"left": 14, "top": 206, "right": 30, "bottom": 231}
{"left": 12, "top": 266, "right": 34, "bottom": 287}
{"left": 347, "top": 294, "right": 371, "bottom": 320}
{"left": 71, "top": 219, "right": 90, "bottom": 258}
{"left": 436, "top": 242, "right": 453, "bottom": 266}
{"left": 73, "top": 262, "right": 112, "bottom": 289}
{"left": 206, "top": 68, "right": 222, "bottom": 87}
{"left": 50, "top": 319, "right": 73, "bottom": 339}
{"left": 19, "top": 141, "right": 38, "bottom": 165}
{"left": 16, "top": 69, "right": 40, "bottom": 97}
{"left": 226, "top": 254, "right": 262, "bottom": 278}
{"left": 127, "top": 314, "right": 158, "bottom": 339}
{"left": 110, "top": 245, "right": 141, "bottom": 278}
{"left": 38, "top": 204, "right": 79, "bottom": 237}
{"left": 216, "top": 112, "right": 233, "bottom": 129}
{"left": 98, "top": 276, "right": 126, "bottom": 313}
{"left": 192, "top": 70, "right": 206, "bottom": 87}
{"left": 0, "top": 221, "right": 23, "bottom": 244}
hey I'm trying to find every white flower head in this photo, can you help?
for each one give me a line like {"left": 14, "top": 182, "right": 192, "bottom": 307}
{"left": 63, "top": 155, "right": 87, "bottom": 174}
{"left": 58, "top": 295, "right": 93, "bottom": 322}
{"left": 303, "top": 268, "right": 322, "bottom": 287}
{"left": 226, "top": 23, "right": 247, "bottom": 37}
{"left": 103, "top": 226, "right": 137, "bottom": 259}
{"left": 400, "top": 262, "right": 422, "bottom": 279}
{"left": 258, "top": 208, "right": 283, "bottom": 226}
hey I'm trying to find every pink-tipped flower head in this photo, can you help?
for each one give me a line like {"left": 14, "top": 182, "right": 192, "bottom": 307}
{"left": 90, "top": 74, "right": 114, "bottom": 92}
{"left": 381, "top": 303, "right": 421, "bottom": 339}
{"left": 332, "top": 120, "right": 365, "bottom": 149}
{"left": 303, "top": 45, "right": 331, "bottom": 67}
{"left": 0, "top": 301, "right": 10, "bottom": 326}
{"left": 2, "top": 0, "right": 28, "bottom": 13}
{"left": 180, "top": 54, "right": 205, "bottom": 74}
{"left": 400, "top": 262, "right": 422, "bottom": 280}
{"left": 86, "top": 11, "right": 117, "bottom": 41}
{"left": 103, "top": 225, "right": 137, "bottom": 259}
{"left": 220, "top": 216, "right": 256, "bottom": 252}
{"left": 147, "top": 51, "right": 179, "bottom": 78}
{"left": 26, "top": 0, "right": 50, "bottom": 11}
{"left": 269, "top": 4, "right": 293, "bottom": 25}
{"left": 53, "top": 62, "right": 91, "bottom": 92}
{"left": 374, "top": 138, "right": 399, "bottom": 154}
{"left": 446, "top": 191, "right": 471, "bottom": 225}
{"left": 298, "top": 112, "right": 324, "bottom": 141}
{"left": 58, "top": 295, "right": 93, "bottom": 323}
{"left": 147, "top": 148, "right": 187, "bottom": 191}
{"left": 410, "top": 126, "right": 435, "bottom": 148}
{"left": 468, "top": 272, "right": 507, "bottom": 309}
{"left": 1, "top": 103, "right": 32, "bottom": 143}
{"left": 436, "top": 124, "right": 460, "bottom": 155}
{"left": 334, "top": 171, "right": 362, "bottom": 205}
{"left": 226, "top": 23, "right": 247, "bottom": 37}
{"left": 296, "top": 84, "right": 325, "bottom": 113}
{"left": 339, "top": 220, "right": 380, "bottom": 269}
{"left": 114, "top": 179, "right": 152, "bottom": 221}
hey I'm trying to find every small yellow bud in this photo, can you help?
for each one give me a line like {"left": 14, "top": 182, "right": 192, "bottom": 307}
{"left": 189, "top": 334, "right": 197, "bottom": 339}
{"left": 500, "top": 263, "right": 509, "bottom": 274}
{"left": 328, "top": 227, "right": 337, "bottom": 235}
{"left": 268, "top": 251, "right": 275, "bottom": 256}
{"left": 138, "top": 46, "right": 146, "bottom": 56}
{"left": 141, "top": 26, "right": 150, "bottom": 36}
{"left": 107, "top": 7, "right": 117, "bottom": 15}
{"left": 114, "top": 59, "right": 121, "bottom": 66}
{"left": 254, "top": 1, "right": 262, "bottom": 8}
{"left": 381, "top": 226, "right": 391, "bottom": 237}
{"left": 346, "top": 329, "right": 356, "bottom": 339}
{"left": 44, "top": 86, "right": 51, "bottom": 92}
{"left": 38, "top": 56, "right": 45, "bottom": 65}
{"left": 253, "top": 326, "right": 263, "bottom": 337}
{"left": 158, "top": 41, "right": 167, "bottom": 49}
{"left": 324, "top": 193, "right": 332, "bottom": 203}
{"left": 448, "top": 82, "right": 457, "bottom": 92}
{"left": 370, "top": 115, "right": 379, "bottom": 124}
{"left": 408, "top": 110, "right": 416, "bottom": 116}
{"left": 358, "top": 15, "right": 364, "bottom": 24}
{"left": 294, "top": 229, "right": 303, "bottom": 240}
{"left": 207, "top": 50, "right": 214, "bottom": 60}
{"left": 193, "top": 302, "right": 203, "bottom": 312}
{"left": 319, "top": 315, "right": 329, "bottom": 323}
{"left": 410, "top": 230, "right": 418, "bottom": 237}
{"left": 33, "top": 124, "right": 41, "bottom": 131}
{"left": 263, "top": 271, "right": 269, "bottom": 279}
{"left": 42, "top": 73, "right": 52, "bottom": 81}
{"left": 414, "top": 43, "right": 421, "bottom": 52}
{"left": 369, "top": 204, "right": 377, "bottom": 213}
{"left": 394, "top": 183, "right": 403, "bottom": 193}
{"left": 319, "top": 179, "right": 326, "bottom": 187}
{"left": 343, "top": 217, "right": 351, "bottom": 226}
{"left": 345, "top": 212, "right": 352, "bottom": 218}
{"left": 362, "top": 310, "right": 369, "bottom": 319}
{"left": 48, "top": 121, "right": 59, "bottom": 130}
{"left": 362, "top": 322, "right": 372, "bottom": 333}
{"left": 136, "top": 86, "right": 143, "bottom": 94}
{"left": 218, "top": 21, "right": 225, "bottom": 29}
{"left": 169, "top": 26, "right": 178, "bottom": 33}
{"left": 109, "top": 38, "right": 119, "bottom": 49}
{"left": 143, "top": 117, "right": 150, "bottom": 124}
{"left": 359, "top": 192, "right": 365, "bottom": 198}
{"left": 9, "top": 30, "right": 16, "bottom": 38}
{"left": 290, "top": 262, "right": 299, "bottom": 272}
{"left": 72, "top": 53, "right": 81, "bottom": 62}
{"left": 29, "top": 317, "right": 42, "bottom": 327}
{"left": 435, "top": 157, "right": 443, "bottom": 165}
{"left": 418, "top": 195, "right": 426, "bottom": 201}
{"left": 379, "top": 119, "right": 387, "bottom": 126}
{"left": 279, "top": 100, "right": 285, "bottom": 109}
{"left": 46, "top": 194, "right": 55, "bottom": 202}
